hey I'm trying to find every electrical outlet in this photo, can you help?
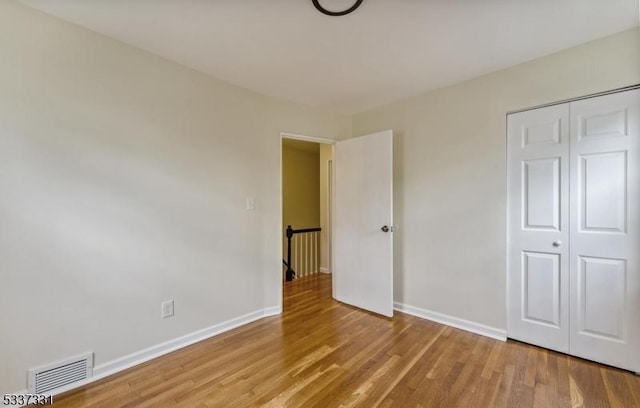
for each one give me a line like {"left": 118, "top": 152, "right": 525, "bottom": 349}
{"left": 162, "top": 300, "right": 174, "bottom": 319}
{"left": 246, "top": 196, "right": 255, "bottom": 211}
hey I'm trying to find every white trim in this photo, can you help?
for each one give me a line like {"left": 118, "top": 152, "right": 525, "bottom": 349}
{"left": 278, "top": 134, "right": 284, "bottom": 312}
{"left": 505, "top": 113, "right": 512, "bottom": 339}
{"left": 394, "top": 302, "right": 507, "bottom": 342}
{"left": 262, "top": 306, "right": 282, "bottom": 317}
{"left": 10, "top": 308, "right": 278, "bottom": 400}
{"left": 507, "top": 84, "right": 640, "bottom": 115}
{"left": 329, "top": 139, "right": 338, "bottom": 300}
{"left": 280, "top": 132, "right": 335, "bottom": 145}
{"left": 93, "top": 308, "right": 273, "bottom": 377}
{"left": 319, "top": 267, "right": 331, "bottom": 274}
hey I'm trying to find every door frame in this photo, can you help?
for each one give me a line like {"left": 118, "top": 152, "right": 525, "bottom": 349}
{"left": 278, "top": 132, "right": 335, "bottom": 310}
{"left": 505, "top": 83, "right": 640, "bottom": 340}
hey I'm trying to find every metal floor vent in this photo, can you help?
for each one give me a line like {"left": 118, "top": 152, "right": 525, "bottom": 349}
{"left": 28, "top": 352, "right": 93, "bottom": 394}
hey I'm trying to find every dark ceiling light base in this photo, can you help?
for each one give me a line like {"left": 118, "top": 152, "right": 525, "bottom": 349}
{"left": 312, "top": 0, "right": 364, "bottom": 16}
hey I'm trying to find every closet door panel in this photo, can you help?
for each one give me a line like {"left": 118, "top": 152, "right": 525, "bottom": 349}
{"left": 569, "top": 89, "right": 640, "bottom": 372}
{"left": 507, "top": 104, "right": 570, "bottom": 353}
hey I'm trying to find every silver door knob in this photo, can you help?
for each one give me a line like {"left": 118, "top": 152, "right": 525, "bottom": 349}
{"left": 553, "top": 240, "right": 563, "bottom": 247}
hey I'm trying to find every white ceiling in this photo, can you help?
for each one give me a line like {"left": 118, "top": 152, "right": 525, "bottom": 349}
{"left": 20, "top": 0, "right": 639, "bottom": 114}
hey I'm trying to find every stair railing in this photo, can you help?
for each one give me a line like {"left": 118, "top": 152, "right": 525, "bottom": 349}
{"left": 284, "top": 225, "right": 322, "bottom": 281}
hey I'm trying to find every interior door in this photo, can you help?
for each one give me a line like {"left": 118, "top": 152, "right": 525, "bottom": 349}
{"left": 333, "top": 130, "right": 393, "bottom": 317}
{"left": 568, "top": 89, "right": 640, "bottom": 372}
{"left": 507, "top": 104, "right": 571, "bottom": 353}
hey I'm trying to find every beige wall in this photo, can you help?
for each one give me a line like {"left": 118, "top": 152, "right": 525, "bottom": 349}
{"left": 0, "top": 1, "right": 349, "bottom": 394}
{"left": 319, "top": 144, "right": 334, "bottom": 272}
{"left": 282, "top": 145, "right": 320, "bottom": 231}
{"left": 352, "top": 28, "right": 640, "bottom": 332}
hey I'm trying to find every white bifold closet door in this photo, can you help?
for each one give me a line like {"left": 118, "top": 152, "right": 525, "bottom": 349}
{"left": 507, "top": 88, "right": 639, "bottom": 372}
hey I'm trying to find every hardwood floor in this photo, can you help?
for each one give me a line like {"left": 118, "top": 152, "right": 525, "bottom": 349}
{"left": 52, "top": 274, "right": 640, "bottom": 407}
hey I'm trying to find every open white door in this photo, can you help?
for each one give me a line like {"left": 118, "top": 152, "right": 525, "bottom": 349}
{"left": 333, "top": 130, "right": 393, "bottom": 317}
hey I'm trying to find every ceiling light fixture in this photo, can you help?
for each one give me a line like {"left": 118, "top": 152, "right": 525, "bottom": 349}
{"left": 312, "top": 0, "right": 364, "bottom": 16}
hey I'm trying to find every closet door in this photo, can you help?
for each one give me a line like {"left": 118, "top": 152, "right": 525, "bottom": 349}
{"left": 569, "top": 89, "right": 640, "bottom": 372}
{"left": 507, "top": 104, "right": 570, "bottom": 353}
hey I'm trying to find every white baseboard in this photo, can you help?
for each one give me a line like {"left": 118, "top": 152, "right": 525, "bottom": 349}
{"left": 394, "top": 302, "right": 506, "bottom": 342}
{"left": 93, "top": 308, "right": 276, "bottom": 377}
{"left": 262, "top": 306, "right": 282, "bottom": 317}
{"left": 11, "top": 307, "right": 281, "bottom": 400}
{"left": 319, "top": 267, "right": 331, "bottom": 274}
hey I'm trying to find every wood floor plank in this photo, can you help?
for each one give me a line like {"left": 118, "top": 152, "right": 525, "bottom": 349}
{"left": 601, "top": 368, "right": 637, "bottom": 408}
{"left": 49, "top": 274, "right": 640, "bottom": 407}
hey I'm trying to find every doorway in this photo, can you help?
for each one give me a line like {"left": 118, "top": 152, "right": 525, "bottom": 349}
{"left": 280, "top": 133, "right": 335, "bottom": 304}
